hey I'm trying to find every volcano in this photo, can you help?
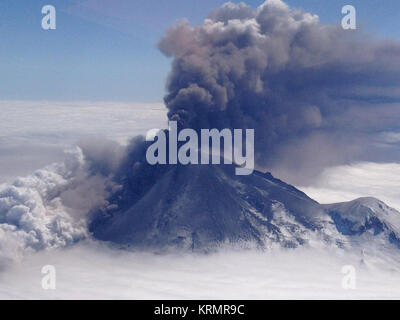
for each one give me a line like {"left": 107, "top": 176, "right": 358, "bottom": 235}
{"left": 89, "top": 163, "right": 400, "bottom": 251}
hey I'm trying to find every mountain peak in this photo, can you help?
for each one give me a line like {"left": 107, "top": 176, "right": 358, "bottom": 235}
{"left": 323, "top": 197, "right": 400, "bottom": 247}
{"left": 349, "top": 197, "right": 384, "bottom": 206}
{"left": 89, "top": 162, "right": 400, "bottom": 252}
{"left": 90, "top": 163, "right": 332, "bottom": 250}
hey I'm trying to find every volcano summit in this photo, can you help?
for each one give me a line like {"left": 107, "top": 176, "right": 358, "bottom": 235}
{"left": 89, "top": 160, "right": 400, "bottom": 252}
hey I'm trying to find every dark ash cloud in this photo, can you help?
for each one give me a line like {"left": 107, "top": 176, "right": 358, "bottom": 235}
{"left": 158, "top": 0, "right": 400, "bottom": 183}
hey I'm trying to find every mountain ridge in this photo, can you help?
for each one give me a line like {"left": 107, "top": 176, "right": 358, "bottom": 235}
{"left": 89, "top": 163, "right": 400, "bottom": 252}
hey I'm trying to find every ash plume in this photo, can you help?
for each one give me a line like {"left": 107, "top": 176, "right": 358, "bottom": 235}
{"left": 159, "top": 0, "right": 400, "bottom": 183}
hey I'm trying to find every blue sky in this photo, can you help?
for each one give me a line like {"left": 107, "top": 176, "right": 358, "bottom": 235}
{"left": 0, "top": 0, "right": 399, "bottom": 102}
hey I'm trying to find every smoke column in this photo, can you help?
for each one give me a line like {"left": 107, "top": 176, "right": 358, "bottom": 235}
{"left": 159, "top": 0, "right": 400, "bottom": 182}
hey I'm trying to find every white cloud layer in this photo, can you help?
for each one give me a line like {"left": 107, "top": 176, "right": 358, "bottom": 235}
{"left": 0, "top": 100, "right": 166, "bottom": 145}
{"left": 0, "top": 100, "right": 166, "bottom": 183}
{"left": 299, "top": 162, "right": 400, "bottom": 211}
{"left": 1, "top": 242, "right": 400, "bottom": 299}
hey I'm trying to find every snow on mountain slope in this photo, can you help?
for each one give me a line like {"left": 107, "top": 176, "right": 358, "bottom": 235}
{"left": 89, "top": 156, "right": 400, "bottom": 253}
{"left": 90, "top": 163, "right": 339, "bottom": 250}
{"left": 323, "top": 197, "right": 400, "bottom": 249}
